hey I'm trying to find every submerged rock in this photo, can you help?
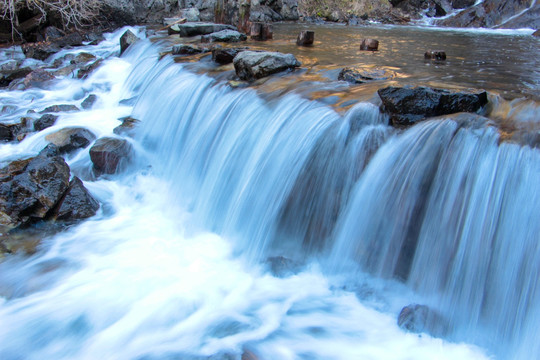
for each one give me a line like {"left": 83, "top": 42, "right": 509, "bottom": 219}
{"left": 23, "top": 68, "right": 56, "bottom": 88}
{"left": 77, "top": 59, "right": 104, "bottom": 79}
{"left": 40, "top": 104, "right": 80, "bottom": 113}
{"left": 266, "top": 256, "right": 302, "bottom": 277}
{"left": 424, "top": 50, "right": 447, "bottom": 60}
{"left": 201, "top": 30, "right": 247, "bottom": 43}
{"left": 377, "top": 86, "right": 488, "bottom": 126}
{"left": 360, "top": 38, "right": 379, "bottom": 51}
{"left": 90, "top": 137, "right": 133, "bottom": 175}
{"left": 233, "top": 51, "right": 301, "bottom": 80}
{"left": 0, "top": 154, "right": 70, "bottom": 229}
{"left": 53, "top": 177, "right": 99, "bottom": 221}
{"left": 45, "top": 127, "right": 97, "bottom": 154}
{"left": 172, "top": 44, "right": 209, "bottom": 55}
{"left": 113, "top": 116, "right": 140, "bottom": 137}
{"left": 338, "top": 67, "right": 394, "bottom": 83}
{"left": 81, "top": 94, "right": 98, "bottom": 109}
{"left": 398, "top": 304, "right": 448, "bottom": 336}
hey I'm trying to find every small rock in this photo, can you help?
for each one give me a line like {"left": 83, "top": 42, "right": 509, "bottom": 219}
{"left": 70, "top": 52, "right": 97, "bottom": 65}
{"left": 53, "top": 177, "right": 99, "bottom": 221}
{"left": 296, "top": 30, "right": 315, "bottom": 46}
{"left": 424, "top": 50, "right": 446, "bottom": 60}
{"left": 0, "top": 124, "right": 15, "bottom": 141}
{"left": 397, "top": 304, "right": 448, "bottom": 336}
{"left": 81, "top": 94, "right": 98, "bottom": 109}
{"left": 24, "top": 68, "right": 56, "bottom": 88}
{"left": 45, "top": 127, "right": 97, "bottom": 154}
{"left": 360, "top": 39, "right": 379, "bottom": 51}
{"left": 34, "top": 114, "right": 58, "bottom": 131}
{"left": 201, "top": 30, "right": 247, "bottom": 43}
{"left": 90, "top": 137, "right": 133, "bottom": 175}
{"left": 113, "top": 116, "right": 140, "bottom": 137}
{"left": 533, "top": 29, "right": 540, "bottom": 37}
{"left": 53, "top": 65, "right": 77, "bottom": 77}
{"left": 378, "top": 86, "right": 488, "bottom": 126}
{"left": 172, "top": 44, "right": 207, "bottom": 55}
{"left": 40, "top": 104, "right": 80, "bottom": 113}
{"left": 233, "top": 51, "right": 301, "bottom": 81}
{"left": 53, "top": 32, "right": 84, "bottom": 48}
{"left": 120, "top": 30, "right": 139, "bottom": 55}
{"left": 250, "top": 23, "right": 273, "bottom": 41}
{"left": 212, "top": 47, "right": 247, "bottom": 64}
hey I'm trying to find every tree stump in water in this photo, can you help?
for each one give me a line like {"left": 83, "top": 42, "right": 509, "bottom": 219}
{"left": 425, "top": 50, "right": 446, "bottom": 60}
{"left": 296, "top": 30, "right": 314, "bottom": 46}
{"left": 250, "top": 22, "right": 273, "bottom": 41}
{"left": 360, "top": 38, "right": 379, "bottom": 51}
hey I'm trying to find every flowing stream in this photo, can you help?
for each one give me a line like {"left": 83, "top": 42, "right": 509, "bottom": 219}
{"left": 0, "top": 24, "right": 539, "bottom": 360}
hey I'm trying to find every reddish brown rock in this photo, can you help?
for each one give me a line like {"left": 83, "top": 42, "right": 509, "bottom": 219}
{"left": 90, "top": 137, "right": 133, "bottom": 175}
{"left": 360, "top": 39, "right": 379, "bottom": 51}
{"left": 296, "top": 30, "right": 315, "bottom": 46}
{"left": 250, "top": 22, "right": 273, "bottom": 41}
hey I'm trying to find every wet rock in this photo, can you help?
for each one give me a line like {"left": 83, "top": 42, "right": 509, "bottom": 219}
{"left": 34, "top": 114, "right": 58, "bottom": 131}
{"left": 296, "top": 30, "right": 315, "bottom": 46}
{"left": 77, "top": 59, "right": 103, "bottom": 79}
{"left": 360, "top": 38, "right": 379, "bottom": 51}
{"left": 22, "top": 43, "right": 61, "bottom": 61}
{"left": 212, "top": 47, "right": 247, "bottom": 64}
{"left": 533, "top": 29, "right": 540, "bottom": 37}
{"left": 54, "top": 32, "right": 84, "bottom": 48}
{"left": 45, "top": 127, "right": 97, "bottom": 154}
{"left": 41, "top": 26, "right": 64, "bottom": 41}
{"left": 38, "top": 144, "right": 60, "bottom": 158}
{"left": 113, "top": 116, "right": 140, "bottom": 137}
{"left": 53, "top": 65, "right": 77, "bottom": 77}
{"left": 89, "top": 137, "right": 133, "bottom": 175}
{"left": 201, "top": 30, "right": 247, "bottom": 43}
{"left": 338, "top": 67, "right": 394, "bottom": 83}
{"left": 250, "top": 22, "right": 273, "bottom": 41}
{"left": 424, "top": 50, "right": 447, "bottom": 60}
{"left": 172, "top": 44, "right": 208, "bottom": 55}
{"left": 40, "top": 104, "right": 80, "bottom": 113}
{"left": 0, "top": 67, "right": 32, "bottom": 88}
{"left": 0, "top": 124, "right": 15, "bottom": 141}
{"left": 53, "top": 177, "right": 99, "bottom": 221}
{"left": 378, "top": 86, "right": 488, "bottom": 126}
{"left": 0, "top": 154, "right": 70, "bottom": 229}
{"left": 23, "top": 68, "right": 56, "bottom": 88}
{"left": 81, "top": 94, "right": 98, "bottom": 109}
{"left": 398, "top": 304, "right": 448, "bottom": 336}
{"left": 233, "top": 51, "right": 301, "bottom": 81}
{"left": 120, "top": 30, "right": 139, "bottom": 55}
{"left": 174, "top": 22, "right": 237, "bottom": 37}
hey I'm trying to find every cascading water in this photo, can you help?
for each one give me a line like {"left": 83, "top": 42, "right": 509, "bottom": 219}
{"left": 0, "top": 24, "right": 538, "bottom": 360}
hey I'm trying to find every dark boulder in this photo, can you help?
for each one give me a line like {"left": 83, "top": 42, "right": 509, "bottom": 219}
{"left": 81, "top": 94, "right": 98, "bottom": 109}
{"left": 34, "top": 114, "right": 58, "bottom": 131}
{"left": 89, "top": 137, "right": 133, "bottom": 175}
{"left": 0, "top": 67, "right": 32, "bottom": 88}
{"left": 212, "top": 47, "right": 247, "bottom": 64}
{"left": 45, "top": 127, "right": 97, "bottom": 154}
{"left": 296, "top": 30, "right": 315, "bottom": 46}
{"left": 250, "top": 23, "right": 273, "bottom": 41}
{"left": 338, "top": 67, "right": 395, "bottom": 83}
{"left": 174, "top": 22, "right": 237, "bottom": 37}
{"left": 77, "top": 59, "right": 104, "bottom": 79}
{"left": 266, "top": 256, "right": 302, "bottom": 277}
{"left": 424, "top": 50, "right": 447, "bottom": 60}
{"left": 113, "top": 116, "right": 140, "bottom": 137}
{"left": 0, "top": 154, "right": 70, "bottom": 229}
{"left": 0, "top": 124, "right": 15, "bottom": 141}
{"left": 450, "top": 0, "right": 475, "bottom": 9}
{"left": 534, "top": 29, "right": 540, "bottom": 37}
{"left": 53, "top": 177, "right": 99, "bottom": 221}
{"left": 41, "top": 26, "right": 64, "bottom": 41}
{"left": 377, "top": 86, "right": 488, "bottom": 126}
{"left": 40, "top": 104, "right": 80, "bottom": 113}
{"left": 233, "top": 51, "right": 301, "bottom": 81}
{"left": 120, "top": 30, "right": 139, "bottom": 55}
{"left": 201, "top": 30, "right": 247, "bottom": 43}
{"left": 172, "top": 44, "right": 208, "bottom": 55}
{"left": 23, "top": 68, "right": 56, "bottom": 89}
{"left": 53, "top": 32, "right": 84, "bottom": 48}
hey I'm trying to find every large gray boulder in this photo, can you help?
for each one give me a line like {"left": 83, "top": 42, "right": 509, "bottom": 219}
{"left": 174, "top": 22, "right": 237, "bottom": 37}
{"left": 233, "top": 51, "right": 301, "bottom": 80}
{"left": 201, "top": 29, "right": 247, "bottom": 43}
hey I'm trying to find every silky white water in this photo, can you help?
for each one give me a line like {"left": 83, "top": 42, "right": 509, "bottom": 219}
{"left": 0, "top": 25, "right": 538, "bottom": 359}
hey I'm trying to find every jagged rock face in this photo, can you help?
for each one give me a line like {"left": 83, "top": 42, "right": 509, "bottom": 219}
{"left": 436, "top": 0, "right": 535, "bottom": 28}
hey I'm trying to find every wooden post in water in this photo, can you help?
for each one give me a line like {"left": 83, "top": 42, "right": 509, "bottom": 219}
{"left": 250, "top": 22, "right": 273, "bottom": 41}
{"left": 296, "top": 30, "right": 315, "bottom": 46}
{"left": 360, "top": 39, "right": 379, "bottom": 51}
